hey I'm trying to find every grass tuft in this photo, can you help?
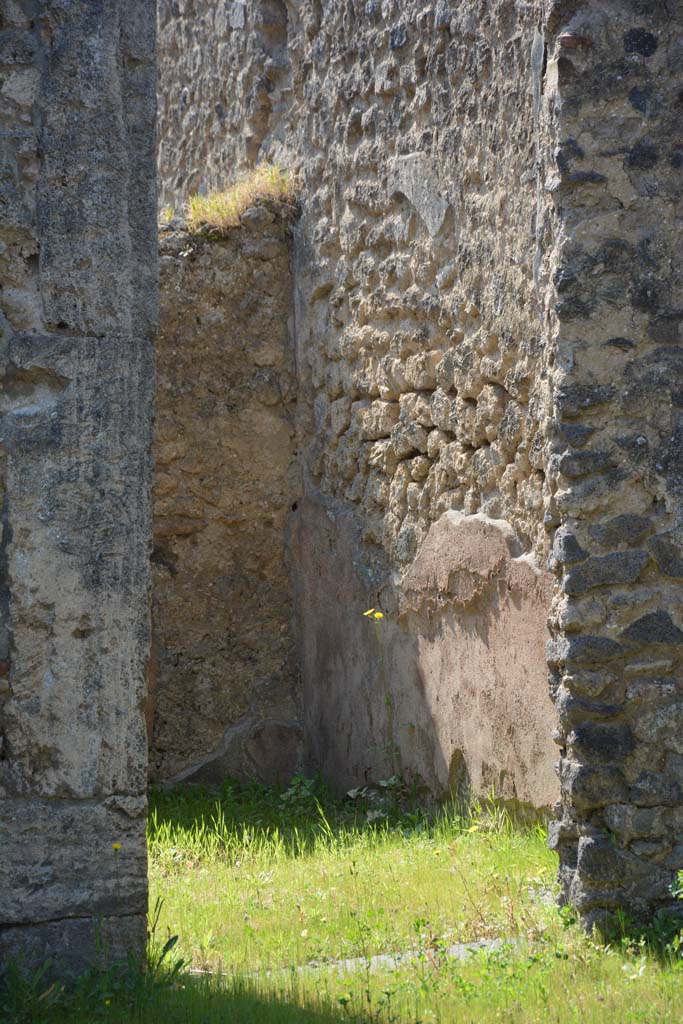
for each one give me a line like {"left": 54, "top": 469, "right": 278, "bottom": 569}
{"left": 158, "top": 203, "right": 175, "bottom": 227}
{"left": 185, "top": 164, "right": 297, "bottom": 234}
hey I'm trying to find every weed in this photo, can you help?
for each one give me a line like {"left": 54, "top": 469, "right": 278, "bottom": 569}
{"left": 0, "top": 895, "right": 186, "bottom": 1024}
{"left": 363, "top": 606, "right": 401, "bottom": 774}
{"left": 158, "top": 203, "right": 175, "bottom": 226}
{"left": 185, "top": 163, "right": 297, "bottom": 234}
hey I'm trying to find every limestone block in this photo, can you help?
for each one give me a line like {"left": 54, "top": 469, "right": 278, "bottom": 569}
{"left": 1, "top": 0, "right": 155, "bottom": 971}
{"left": 1, "top": 800, "right": 147, "bottom": 925}
{"left": 391, "top": 420, "right": 430, "bottom": 459}
{"left": 354, "top": 399, "right": 400, "bottom": 440}
{"left": 387, "top": 154, "right": 449, "bottom": 237}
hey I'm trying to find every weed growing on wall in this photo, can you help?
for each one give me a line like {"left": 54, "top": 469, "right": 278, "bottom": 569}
{"left": 158, "top": 203, "right": 175, "bottom": 226}
{"left": 185, "top": 164, "right": 297, "bottom": 234}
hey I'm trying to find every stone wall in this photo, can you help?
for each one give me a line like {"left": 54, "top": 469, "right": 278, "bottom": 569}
{"left": 157, "top": 0, "right": 683, "bottom": 923}
{"left": 539, "top": 2, "right": 683, "bottom": 929}
{"left": 151, "top": 214, "right": 301, "bottom": 785}
{"left": 0, "top": 1, "right": 156, "bottom": 972}
{"left": 285, "top": 0, "right": 559, "bottom": 806}
{"left": 158, "top": 0, "right": 292, "bottom": 203}
{"left": 158, "top": 0, "right": 560, "bottom": 811}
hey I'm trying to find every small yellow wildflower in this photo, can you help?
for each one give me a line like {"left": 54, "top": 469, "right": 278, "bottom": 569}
{"left": 112, "top": 842, "right": 122, "bottom": 851}
{"left": 363, "top": 608, "right": 384, "bottom": 620}
{"left": 105, "top": 999, "right": 111, "bottom": 1006}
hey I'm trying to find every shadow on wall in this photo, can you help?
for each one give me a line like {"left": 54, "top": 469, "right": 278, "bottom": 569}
{"left": 149, "top": 224, "right": 301, "bottom": 788}
{"left": 291, "top": 493, "right": 559, "bottom": 812}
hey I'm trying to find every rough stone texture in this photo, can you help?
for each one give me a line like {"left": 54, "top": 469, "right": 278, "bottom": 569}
{"left": 158, "top": 0, "right": 292, "bottom": 204}
{"left": 0, "top": 1, "right": 156, "bottom": 972}
{"left": 157, "top": 0, "right": 683, "bottom": 921}
{"left": 158, "top": 0, "right": 559, "bottom": 815}
{"left": 281, "top": 0, "right": 562, "bottom": 807}
{"left": 160, "top": 0, "right": 552, "bottom": 567}
{"left": 151, "top": 216, "right": 301, "bottom": 785}
{"left": 538, "top": 1, "right": 683, "bottom": 928}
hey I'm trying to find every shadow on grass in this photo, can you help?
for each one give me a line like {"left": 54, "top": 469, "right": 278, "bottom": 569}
{"left": 133, "top": 975, "right": 347, "bottom": 1024}
{"left": 148, "top": 774, "right": 548, "bottom": 862}
{"left": 148, "top": 773, "right": 430, "bottom": 857}
{"left": 1, "top": 967, "right": 347, "bottom": 1024}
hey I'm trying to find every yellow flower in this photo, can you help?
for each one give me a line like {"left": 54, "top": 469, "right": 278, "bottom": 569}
{"left": 112, "top": 842, "right": 122, "bottom": 851}
{"left": 105, "top": 999, "right": 111, "bottom": 1006}
{"left": 363, "top": 608, "right": 384, "bottom": 620}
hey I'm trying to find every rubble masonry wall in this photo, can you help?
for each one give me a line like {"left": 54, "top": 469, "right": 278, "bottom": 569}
{"left": 158, "top": 0, "right": 560, "bottom": 808}
{"left": 150, "top": 217, "right": 301, "bottom": 786}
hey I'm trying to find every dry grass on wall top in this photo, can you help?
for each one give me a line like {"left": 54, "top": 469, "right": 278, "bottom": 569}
{"left": 180, "top": 164, "right": 297, "bottom": 234}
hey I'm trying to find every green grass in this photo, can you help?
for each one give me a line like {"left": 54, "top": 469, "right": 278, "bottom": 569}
{"left": 148, "top": 778, "right": 555, "bottom": 974}
{"left": 4, "top": 776, "right": 683, "bottom": 1023}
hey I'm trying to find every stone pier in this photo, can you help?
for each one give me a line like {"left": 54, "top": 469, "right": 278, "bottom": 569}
{"left": 0, "top": 0, "right": 156, "bottom": 972}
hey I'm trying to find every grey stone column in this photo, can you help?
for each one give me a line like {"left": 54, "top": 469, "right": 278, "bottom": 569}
{"left": 0, "top": 1, "right": 156, "bottom": 972}
{"left": 540, "top": 1, "right": 683, "bottom": 929}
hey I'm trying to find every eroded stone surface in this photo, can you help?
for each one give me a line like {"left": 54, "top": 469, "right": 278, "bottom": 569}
{"left": 0, "top": 0, "right": 155, "bottom": 972}
{"left": 151, "top": 221, "right": 301, "bottom": 784}
{"left": 539, "top": 2, "right": 683, "bottom": 928}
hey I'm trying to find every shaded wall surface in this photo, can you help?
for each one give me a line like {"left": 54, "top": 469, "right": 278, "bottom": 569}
{"left": 158, "top": 0, "right": 560, "bottom": 813}
{"left": 0, "top": 1, "right": 156, "bottom": 971}
{"left": 151, "top": 217, "right": 301, "bottom": 785}
{"left": 158, "top": 0, "right": 683, "bottom": 923}
{"left": 293, "top": 500, "right": 558, "bottom": 806}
